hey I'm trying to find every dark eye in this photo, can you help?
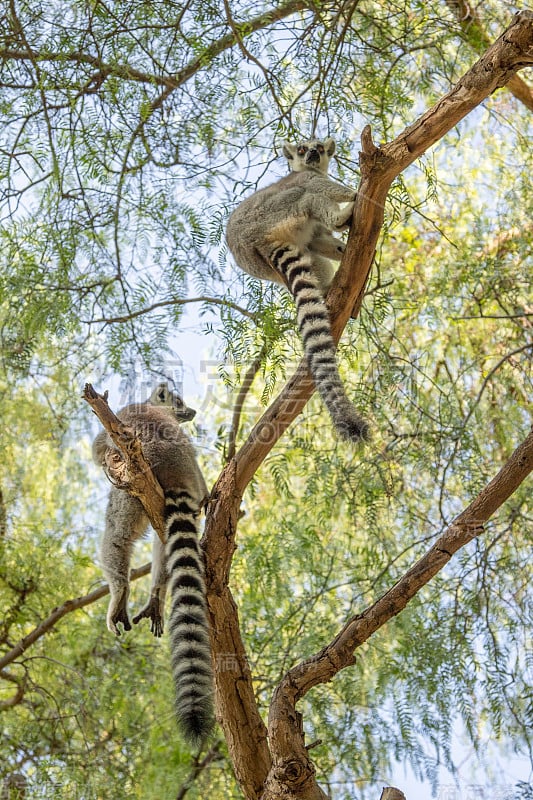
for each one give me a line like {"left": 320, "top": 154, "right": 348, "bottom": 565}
{"left": 297, "top": 146, "right": 307, "bottom": 155}
{"left": 158, "top": 390, "right": 165, "bottom": 401}
{"left": 317, "top": 144, "right": 325, "bottom": 153}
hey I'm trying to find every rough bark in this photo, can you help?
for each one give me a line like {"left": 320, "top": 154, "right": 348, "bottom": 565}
{"left": 380, "top": 790, "right": 406, "bottom": 800}
{"left": 83, "top": 383, "right": 166, "bottom": 541}
{"left": 444, "top": 0, "right": 533, "bottom": 111}
{"left": 232, "top": 10, "right": 533, "bottom": 494}
{"left": 204, "top": 460, "right": 272, "bottom": 798}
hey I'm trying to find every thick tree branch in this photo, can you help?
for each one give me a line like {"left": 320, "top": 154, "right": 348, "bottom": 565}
{"left": 0, "top": 563, "right": 151, "bottom": 672}
{"left": 380, "top": 791, "right": 406, "bottom": 800}
{"left": 444, "top": 0, "right": 533, "bottom": 111}
{"left": 203, "top": 461, "right": 271, "bottom": 800}
{"left": 202, "top": 12, "right": 533, "bottom": 800}
{"left": 231, "top": 10, "right": 533, "bottom": 497}
{"left": 82, "top": 384, "right": 166, "bottom": 541}
{"left": 262, "top": 427, "right": 533, "bottom": 799}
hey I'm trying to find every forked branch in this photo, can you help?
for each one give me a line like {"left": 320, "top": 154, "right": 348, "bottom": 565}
{"left": 203, "top": 11, "right": 533, "bottom": 799}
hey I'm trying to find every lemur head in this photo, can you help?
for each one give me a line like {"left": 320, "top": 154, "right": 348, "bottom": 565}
{"left": 149, "top": 383, "right": 196, "bottom": 422}
{"left": 282, "top": 137, "right": 336, "bottom": 175}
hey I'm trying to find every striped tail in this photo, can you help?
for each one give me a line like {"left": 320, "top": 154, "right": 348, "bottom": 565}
{"left": 270, "top": 244, "right": 369, "bottom": 443}
{"left": 165, "top": 489, "right": 214, "bottom": 744}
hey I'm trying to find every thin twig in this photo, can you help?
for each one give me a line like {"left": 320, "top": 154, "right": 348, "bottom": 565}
{"left": 175, "top": 741, "right": 224, "bottom": 800}
{"left": 226, "top": 347, "right": 268, "bottom": 462}
{"left": 86, "top": 295, "right": 257, "bottom": 325}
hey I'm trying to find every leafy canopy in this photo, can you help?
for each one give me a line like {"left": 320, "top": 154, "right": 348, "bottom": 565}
{"left": 0, "top": 1, "right": 531, "bottom": 798}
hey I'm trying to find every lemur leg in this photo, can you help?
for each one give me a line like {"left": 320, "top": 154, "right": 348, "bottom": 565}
{"left": 299, "top": 194, "right": 354, "bottom": 232}
{"left": 310, "top": 177, "right": 356, "bottom": 203}
{"left": 132, "top": 532, "right": 167, "bottom": 637}
{"left": 333, "top": 201, "right": 355, "bottom": 230}
{"left": 311, "top": 254, "right": 336, "bottom": 294}
{"left": 101, "top": 490, "right": 149, "bottom": 635}
{"left": 311, "top": 226, "right": 345, "bottom": 261}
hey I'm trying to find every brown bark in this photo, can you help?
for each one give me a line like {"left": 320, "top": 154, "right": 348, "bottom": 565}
{"left": 380, "top": 791, "right": 406, "bottom": 800}
{"left": 83, "top": 383, "right": 166, "bottom": 542}
{"left": 201, "top": 11, "right": 533, "bottom": 800}
{"left": 204, "top": 461, "right": 272, "bottom": 798}
{"left": 444, "top": 0, "right": 533, "bottom": 111}
{"left": 231, "top": 10, "right": 533, "bottom": 495}
{"left": 77, "top": 14, "right": 533, "bottom": 799}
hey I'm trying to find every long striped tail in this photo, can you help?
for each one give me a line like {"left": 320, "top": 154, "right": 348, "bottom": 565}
{"left": 270, "top": 244, "right": 369, "bottom": 443}
{"left": 165, "top": 489, "right": 214, "bottom": 744}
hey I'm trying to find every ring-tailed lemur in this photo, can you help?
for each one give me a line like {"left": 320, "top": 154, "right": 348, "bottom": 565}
{"left": 92, "top": 384, "right": 214, "bottom": 743}
{"left": 226, "top": 137, "right": 369, "bottom": 442}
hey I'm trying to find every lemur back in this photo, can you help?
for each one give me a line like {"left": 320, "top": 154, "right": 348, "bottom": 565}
{"left": 226, "top": 137, "right": 369, "bottom": 442}
{"left": 92, "top": 384, "right": 214, "bottom": 744}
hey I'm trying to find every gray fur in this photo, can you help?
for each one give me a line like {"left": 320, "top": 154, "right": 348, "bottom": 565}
{"left": 226, "top": 137, "right": 369, "bottom": 442}
{"left": 92, "top": 384, "right": 214, "bottom": 743}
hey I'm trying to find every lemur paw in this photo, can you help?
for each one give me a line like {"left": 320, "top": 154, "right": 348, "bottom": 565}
{"left": 335, "top": 201, "right": 354, "bottom": 230}
{"left": 133, "top": 599, "right": 164, "bottom": 638}
{"left": 107, "top": 607, "right": 132, "bottom": 636}
{"left": 335, "top": 220, "right": 351, "bottom": 231}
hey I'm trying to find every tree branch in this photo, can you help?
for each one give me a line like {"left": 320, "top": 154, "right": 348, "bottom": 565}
{"left": 0, "top": 46, "right": 171, "bottom": 88}
{"left": 226, "top": 348, "right": 267, "bottom": 462}
{"left": 444, "top": 0, "right": 533, "bottom": 111}
{"left": 262, "top": 426, "right": 533, "bottom": 798}
{"left": 87, "top": 296, "right": 257, "bottom": 326}
{"left": 0, "top": 669, "right": 26, "bottom": 709}
{"left": 234, "top": 10, "right": 533, "bottom": 494}
{"left": 1, "top": 0, "right": 310, "bottom": 95}
{"left": 0, "top": 563, "right": 151, "bottom": 672}
{"left": 202, "top": 12, "right": 533, "bottom": 799}
{"left": 0, "top": 486, "right": 6, "bottom": 538}
{"left": 203, "top": 460, "right": 271, "bottom": 800}
{"left": 111, "top": 0, "right": 312, "bottom": 177}
{"left": 175, "top": 740, "right": 224, "bottom": 800}
{"left": 380, "top": 790, "right": 406, "bottom": 800}
{"left": 82, "top": 384, "right": 166, "bottom": 542}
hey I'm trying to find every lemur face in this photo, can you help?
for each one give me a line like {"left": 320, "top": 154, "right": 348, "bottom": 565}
{"left": 150, "top": 383, "right": 196, "bottom": 421}
{"left": 282, "top": 137, "right": 336, "bottom": 174}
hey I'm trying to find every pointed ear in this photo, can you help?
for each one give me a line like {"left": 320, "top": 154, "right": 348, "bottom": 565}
{"left": 324, "top": 137, "right": 336, "bottom": 157}
{"left": 150, "top": 382, "right": 168, "bottom": 404}
{"left": 282, "top": 141, "right": 297, "bottom": 162}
